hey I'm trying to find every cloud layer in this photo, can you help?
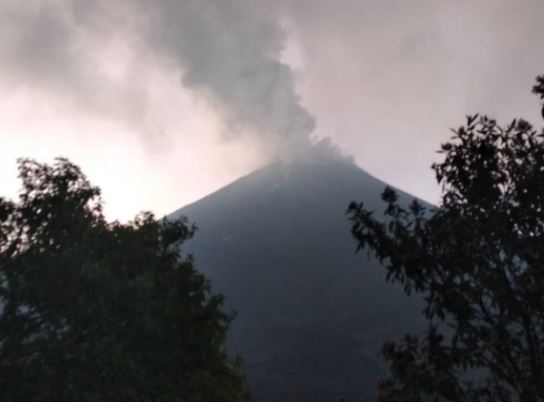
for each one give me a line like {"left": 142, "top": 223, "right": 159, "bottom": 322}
{"left": 0, "top": 0, "right": 316, "bottom": 157}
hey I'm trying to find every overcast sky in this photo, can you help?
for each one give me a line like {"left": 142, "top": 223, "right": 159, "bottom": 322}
{"left": 1, "top": 0, "right": 543, "bottom": 221}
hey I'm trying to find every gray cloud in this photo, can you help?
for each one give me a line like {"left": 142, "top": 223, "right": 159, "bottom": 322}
{"left": 0, "top": 2, "right": 79, "bottom": 93}
{"left": 0, "top": 1, "right": 151, "bottom": 133}
{"left": 0, "top": 0, "right": 316, "bottom": 157}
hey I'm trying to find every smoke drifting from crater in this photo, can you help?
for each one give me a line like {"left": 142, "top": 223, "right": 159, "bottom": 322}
{"left": 139, "top": 0, "right": 316, "bottom": 153}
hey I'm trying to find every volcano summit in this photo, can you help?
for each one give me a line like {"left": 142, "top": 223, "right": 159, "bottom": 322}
{"left": 170, "top": 157, "right": 423, "bottom": 402}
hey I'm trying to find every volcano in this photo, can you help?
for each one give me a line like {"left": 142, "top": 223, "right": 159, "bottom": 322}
{"left": 169, "top": 157, "right": 424, "bottom": 402}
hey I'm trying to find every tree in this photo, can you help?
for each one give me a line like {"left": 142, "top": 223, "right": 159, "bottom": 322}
{"left": 0, "top": 158, "right": 248, "bottom": 402}
{"left": 348, "top": 76, "right": 544, "bottom": 402}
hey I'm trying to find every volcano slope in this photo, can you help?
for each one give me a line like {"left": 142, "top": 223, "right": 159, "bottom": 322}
{"left": 170, "top": 158, "right": 425, "bottom": 402}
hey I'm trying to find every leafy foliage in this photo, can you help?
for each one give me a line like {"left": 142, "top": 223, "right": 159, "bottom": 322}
{"left": 0, "top": 158, "right": 248, "bottom": 402}
{"left": 348, "top": 76, "right": 544, "bottom": 401}
{"left": 533, "top": 75, "right": 544, "bottom": 99}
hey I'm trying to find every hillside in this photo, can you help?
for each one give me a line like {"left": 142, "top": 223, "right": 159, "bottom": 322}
{"left": 170, "top": 158, "right": 425, "bottom": 402}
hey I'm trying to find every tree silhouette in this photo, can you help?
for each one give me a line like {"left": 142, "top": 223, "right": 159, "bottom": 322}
{"left": 532, "top": 76, "right": 544, "bottom": 120}
{"left": 0, "top": 158, "right": 248, "bottom": 402}
{"left": 348, "top": 76, "right": 544, "bottom": 401}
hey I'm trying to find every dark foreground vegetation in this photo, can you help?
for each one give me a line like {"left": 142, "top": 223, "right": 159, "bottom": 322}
{"left": 349, "top": 75, "right": 544, "bottom": 401}
{"left": 0, "top": 159, "right": 248, "bottom": 402}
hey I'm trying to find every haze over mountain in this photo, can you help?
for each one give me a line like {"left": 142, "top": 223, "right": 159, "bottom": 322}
{"left": 170, "top": 155, "right": 425, "bottom": 402}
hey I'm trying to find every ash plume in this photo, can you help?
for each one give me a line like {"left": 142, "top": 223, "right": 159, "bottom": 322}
{"left": 139, "top": 0, "right": 316, "bottom": 150}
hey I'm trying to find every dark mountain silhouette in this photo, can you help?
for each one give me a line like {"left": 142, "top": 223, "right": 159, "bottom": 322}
{"left": 170, "top": 158, "right": 425, "bottom": 402}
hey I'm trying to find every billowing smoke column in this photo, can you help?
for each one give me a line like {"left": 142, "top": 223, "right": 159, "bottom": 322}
{"left": 135, "top": 0, "right": 317, "bottom": 154}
